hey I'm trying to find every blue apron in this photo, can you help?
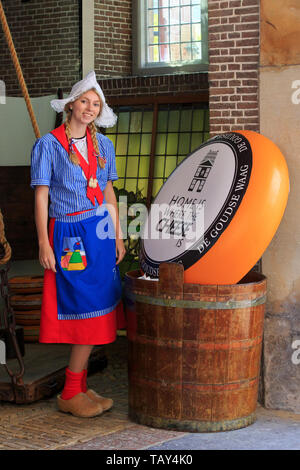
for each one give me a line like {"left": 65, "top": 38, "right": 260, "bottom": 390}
{"left": 53, "top": 207, "right": 122, "bottom": 320}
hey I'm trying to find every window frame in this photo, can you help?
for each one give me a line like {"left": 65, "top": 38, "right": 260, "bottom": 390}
{"left": 132, "top": 0, "right": 208, "bottom": 76}
{"left": 104, "top": 92, "right": 209, "bottom": 207}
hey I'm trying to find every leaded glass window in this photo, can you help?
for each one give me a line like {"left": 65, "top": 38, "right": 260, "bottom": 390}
{"left": 133, "top": 0, "right": 208, "bottom": 75}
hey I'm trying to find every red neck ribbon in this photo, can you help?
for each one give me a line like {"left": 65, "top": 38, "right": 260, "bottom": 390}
{"left": 51, "top": 124, "right": 103, "bottom": 207}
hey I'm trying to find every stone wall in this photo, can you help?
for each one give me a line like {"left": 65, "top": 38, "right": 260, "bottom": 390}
{"left": 260, "top": 0, "right": 300, "bottom": 412}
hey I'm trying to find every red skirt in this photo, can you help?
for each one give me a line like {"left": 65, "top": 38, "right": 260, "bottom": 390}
{"left": 39, "top": 215, "right": 126, "bottom": 345}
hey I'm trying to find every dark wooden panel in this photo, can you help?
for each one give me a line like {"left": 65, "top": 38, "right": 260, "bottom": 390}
{"left": 0, "top": 166, "right": 38, "bottom": 260}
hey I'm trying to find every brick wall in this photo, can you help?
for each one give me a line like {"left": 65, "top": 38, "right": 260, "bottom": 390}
{"left": 94, "top": 0, "right": 131, "bottom": 78}
{"left": 0, "top": 0, "right": 208, "bottom": 98}
{"left": 0, "top": 0, "right": 81, "bottom": 97}
{"left": 100, "top": 73, "right": 208, "bottom": 100}
{"left": 94, "top": 0, "right": 208, "bottom": 97}
{"left": 208, "top": 0, "right": 260, "bottom": 135}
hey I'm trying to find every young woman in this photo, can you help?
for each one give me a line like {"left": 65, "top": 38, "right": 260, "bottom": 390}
{"left": 31, "top": 71, "right": 126, "bottom": 418}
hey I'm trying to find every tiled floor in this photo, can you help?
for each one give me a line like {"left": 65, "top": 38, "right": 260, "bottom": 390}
{"left": 0, "top": 336, "right": 300, "bottom": 450}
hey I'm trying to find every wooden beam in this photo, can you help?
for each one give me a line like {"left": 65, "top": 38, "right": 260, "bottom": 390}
{"left": 146, "top": 102, "right": 159, "bottom": 209}
{"left": 107, "top": 92, "right": 208, "bottom": 107}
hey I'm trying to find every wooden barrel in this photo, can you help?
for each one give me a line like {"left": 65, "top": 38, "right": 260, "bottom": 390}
{"left": 124, "top": 262, "right": 266, "bottom": 432}
{"left": 8, "top": 276, "right": 44, "bottom": 294}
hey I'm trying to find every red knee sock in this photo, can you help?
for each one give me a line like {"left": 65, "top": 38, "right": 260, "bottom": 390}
{"left": 61, "top": 367, "right": 84, "bottom": 400}
{"left": 81, "top": 368, "right": 88, "bottom": 393}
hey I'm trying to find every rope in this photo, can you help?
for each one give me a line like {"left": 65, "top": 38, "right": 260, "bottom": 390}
{"left": 0, "top": 1, "right": 40, "bottom": 138}
{"left": 0, "top": 209, "right": 11, "bottom": 265}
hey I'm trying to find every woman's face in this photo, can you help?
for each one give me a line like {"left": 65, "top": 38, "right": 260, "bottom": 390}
{"left": 70, "top": 89, "right": 102, "bottom": 125}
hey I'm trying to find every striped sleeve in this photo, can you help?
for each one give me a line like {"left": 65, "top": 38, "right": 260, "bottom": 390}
{"left": 106, "top": 138, "right": 118, "bottom": 182}
{"left": 30, "top": 137, "right": 52, "bottom": 189}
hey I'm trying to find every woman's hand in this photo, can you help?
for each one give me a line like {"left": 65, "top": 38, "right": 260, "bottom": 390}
{"left": 39, "top": 241, "right": 57, "bottom": 272}
{"left": 104, "top": 181, "right": 126, "bottom": 265}
{"left": 116, "top": 237, "right": 126, "bottom": 265}
{"left": 34, "top": 186, "right": 56, "bottom": 271}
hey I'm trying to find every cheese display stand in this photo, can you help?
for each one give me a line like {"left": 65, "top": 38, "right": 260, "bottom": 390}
{"left": 126, "top": 131, "right": 289, "bottom": 432}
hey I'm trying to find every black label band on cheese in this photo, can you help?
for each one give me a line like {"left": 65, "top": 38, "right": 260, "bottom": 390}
{"left": 140, "top": 132, "right": 253, "bottom": 278}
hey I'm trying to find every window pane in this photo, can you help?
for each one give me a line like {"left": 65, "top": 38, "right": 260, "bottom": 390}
{"left": 205, "top": 108, "right": 209, "bottom": 130}
{"left": 148, "top": 9, "right": 158, "bottom": 27}
{"left": 139, "top": 157, "right": 150, "bottom": 178}
{"left": 170, "top": 43, "right": 180, "bottom": 61}
{"left": 181, "top": 6, "right": 190, "bottom": 23}
{"left": 128, "top": 134, "right": 141, "bottom": 155}
{"left": 148, "top": 45, "right": 159, "bottom": 62}
{"left": 181, "top": 24, "right": 191, "bottom": 42}
{"left": 141, "top": 134, "right": 152, "bottom": 154}
{"left": 170, "top": 0, "right": 180, "bottom": 5}
{"left": 168, "top": 110, "right": 180, "bottom": 131}
{"left": 152, "top": 179, "right": 164, "bottom": 197}
{"left": 192, "top": 23, "right": 201, "bottom": 41}
{"left": 177, "top": 156, "right": 186, "bottom": 165}
{"left": 156, "top": 133, "right": 167, "bottom": 154}
{"left": 181, "top": 43, "right": 191, "bottom": 61}
{"left": 126, "top": 157, "right": 139, "bottom": 178}
{"left": 116, "top": 156, "right": 126, "bottom": 176}
{"left": 159, "top": 8, "right": 169, "bottom": 25}
{"left": 192, "top": 41, "right": 202, "bottom": 60}
{"left": 116, "top": 135, "right": 128, "bottom": 155}
{"left": 170, "top": 7, "right": 180, "bottom": 24}
{"left": 178, "top": 133, "right": 191, "bottom": 154}
{"left": 160, "top": 44, "right": 170, "bottom": 62}
{"left": 117, "top": 112, "right": 130, "bottom": 133}
{"left": 170, "top": 25, "right": 180, "bottom": 42}
{"left": 180, "top": 109, "right": 192, "bottom": 131}
{"left": 191, "top": 133, "right": 203, "bottom": 150}
{"left": 142, "top": 111, "right": 153, "bottom": 132}
{"left": 192, "top": 5, "right": 201, "bottom": 22}
{"left": 106, "top": 134, "right": 116, "bottom": 146}
{"left": 192, "top": 109, "right": 205, "bottom": 131}
{"left": 125, "top": 180, "right": 137, "bottom": 193}
{"left": 159, "top": 25, "right": 169, "bottom": 43}
{"left": 148, "top": 27, "right": 159, "bottom": 45}
{"left": 166, "top": 133, "right": 179, "bottom": 154}
{"left": 165, "top": 156, "right": 177, "bottom": 177}
{"left": 130, "top": 112, "right": 143, "bottom": 133}
{"left": 154, "top": 156, "right": 165, "bottom": 177}
{"left": 157, "top": 111, "right": 168, "bottom": 132}
{"left": 114, "top": 179, "right": 124, "bottom": 192}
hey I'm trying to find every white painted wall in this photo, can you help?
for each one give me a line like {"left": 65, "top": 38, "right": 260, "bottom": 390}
{"left": 82, "top": 0, "right": 94, "bottom": 77}
{"left": 0, "top": 95, "right": 59, "bottom": 166}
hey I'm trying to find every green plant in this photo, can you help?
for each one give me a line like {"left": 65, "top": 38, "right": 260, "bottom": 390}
{"left": 114, "top": 187, "right": 148, "bottom": 279}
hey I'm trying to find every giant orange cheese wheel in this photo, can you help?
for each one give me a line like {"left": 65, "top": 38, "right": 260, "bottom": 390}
{"left": 139, "top": 131, "right": 289, "bottom": 284}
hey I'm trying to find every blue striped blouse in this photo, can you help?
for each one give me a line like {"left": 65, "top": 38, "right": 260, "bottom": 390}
{"left": 30, "top": 132, "right": 118, "bottom": 220}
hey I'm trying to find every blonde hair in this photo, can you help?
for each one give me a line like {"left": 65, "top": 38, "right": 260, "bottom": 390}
{"left": 64, "top": 88, "right": 105, "bottom": 169}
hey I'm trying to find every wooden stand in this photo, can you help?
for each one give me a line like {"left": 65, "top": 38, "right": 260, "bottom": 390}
{"left": 0, "top": 344, "right": 107, "bottom": 404}
{"left": 0, "top": 265, "right": 107, "bottom": 404}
